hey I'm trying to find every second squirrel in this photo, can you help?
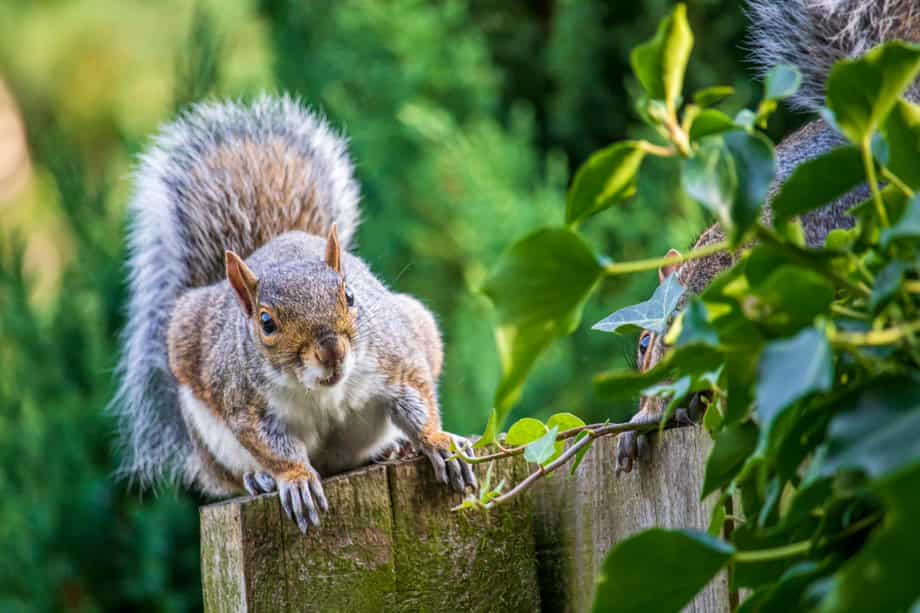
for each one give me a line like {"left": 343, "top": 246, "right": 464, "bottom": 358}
{"left": 113, "top": 96, "right": 475, "bottom": 533}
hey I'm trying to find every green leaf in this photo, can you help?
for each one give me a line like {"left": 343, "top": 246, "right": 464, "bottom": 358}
{"left": 682, "top": 136, "right": 737, "bottom": 231}
{"left": 594, "top": 345, "right": 723, "bottom": 401}
{"left": 474, "top": 408, "right": 499, "bottom": 449}
{"left": 723, "top": 130, "right": 775, "bottom": 240}
{"left": 826, "top": 41, "right": 920, "bottom": 144}
{"left": 820, "top": 376, "right": 920, "bottom": 482}
{"left": 702, "top": 421, "right": 759, "bottom": 498}
{"left": 566, "top": 142, "right": 646, "bottom": 226}
{"left": 505, "top": 417, "right": 548, "bottom": 447}
{"left": 675, "top": 298, "right": 719, "bottom": 347}
{"left": 482, "top": 228, "right": 603, "bottom": 425}
{"left": 643, "top": 374, "right": 692, "bottom": 429}
{"left": 592, "top": 529, "right": 734, "bottom": 613}
{"left": 750, "top": 266, "right": 835, "bottom": 333}
{"left": 593, "top": 272, "right": 684, "bottom": 334}
{"left": 880, "top": 194, "right": 920, "bottom": 247}
{"left": 771, "top": 146, "right": 865, "bottom": 225}
{"left": 524, "top": 425, "right": 559, "bottom": 465}
{"left": 764, "top": 64, "right": 802, "bottom": 101}
{"left": 869, "top": 260, "right": 908, "bottom": 313}
{"left": 688, "top": 109, "right": 737, "bottom": 141}
{"left": 756, "top": 328, "right": 833, "bottom": 435}
{"left": 546, "top": 412, "right": 586, "bottom": 432}
{"left": 693, "top": 85, "right": 734, "bottom": 108}
{"left": 820, "top": 466, "right": 920, "bottom": 612}
{"left": 881, "top": 99, "right": 920, "bottom": 188}
{"left": 630, "top": 3, "right": 693, "bottom": 111}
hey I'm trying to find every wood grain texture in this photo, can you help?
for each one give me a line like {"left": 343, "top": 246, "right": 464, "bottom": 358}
{"left": 533, "top": 426, "right": 728, "bottom": 612}
{"left": 386, "top": 454, "right": 540, "bottom": 613}
{"left": 200, "top": 455, "right": 539, "bottom": 612}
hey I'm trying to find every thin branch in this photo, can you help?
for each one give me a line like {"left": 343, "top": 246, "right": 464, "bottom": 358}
{"left": 833, "top": 320, "right": 920, "bottom": 347}
{"left": 603, "top": 240, "right": 729, "bottom": 277}
{"left": 862, "top": 139, "right": 890, "bottom": 228}
{"left": 480, "top": 418, "right": 684, "bottom": 510}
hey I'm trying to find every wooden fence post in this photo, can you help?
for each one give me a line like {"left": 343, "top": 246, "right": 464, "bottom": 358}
{"left": 200, "top": 426, "right": 726, "bottom": 612}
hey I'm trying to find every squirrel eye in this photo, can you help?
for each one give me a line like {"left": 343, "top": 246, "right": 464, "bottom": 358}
{"left": 259, "top": 311, "right": 277, "bottom": 335}
{"left": 344, "top": 285, "right": 355, "bottom": 307}
{"left": 638, "top": 332, "right": 651, "bottom": 354}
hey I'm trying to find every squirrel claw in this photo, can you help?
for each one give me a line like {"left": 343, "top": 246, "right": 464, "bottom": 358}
{"left": 277, "top": 469, "right": 326, "bottom": 535}
{"left": 243, "top": 471, "right": 277, "bottom": 496}
{"left": 421, "top": 434, "right": 477, "bottom": 492}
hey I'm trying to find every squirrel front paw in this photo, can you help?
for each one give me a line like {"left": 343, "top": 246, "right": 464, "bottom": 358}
{"left": 615, "top": 393, "right": 707, "bottom": 475}
{"left": 419, "top": 433, "right": 477, "bottom": 492}
{"left": 275, "top": 466, "right": 329, "bottom": 534}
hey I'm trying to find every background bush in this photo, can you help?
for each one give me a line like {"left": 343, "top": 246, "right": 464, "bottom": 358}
{"left": 0, "top": 1, "right": 803, "bottom": 609}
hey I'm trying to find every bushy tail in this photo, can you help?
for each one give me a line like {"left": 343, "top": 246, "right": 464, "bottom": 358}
{"left": 747, "top": 0, "right": 920, "bottom": 111}
{"left": 112, "top": 94, "right": 361, "bottom": 488}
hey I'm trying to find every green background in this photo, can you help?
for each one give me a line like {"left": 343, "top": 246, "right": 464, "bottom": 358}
{"left": 0, "top": 0, "right": 804, "bottom": 609}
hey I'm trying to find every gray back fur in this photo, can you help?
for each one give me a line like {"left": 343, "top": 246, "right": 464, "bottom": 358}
{"left": 747, "top": 0, "right": 920, "bottom": 112}
{"left": 112, "top": 94, "right": 361, "bottom": 488}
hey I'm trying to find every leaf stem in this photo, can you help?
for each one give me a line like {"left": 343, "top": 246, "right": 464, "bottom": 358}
{"left": 638, "top": 140, "right": 677, "bottom": 157}
{"left": 733, "top": 539, "right": 812, "bottom": 564}
{"left": 863, "top": 139, "right": 890, "bottom": 228}
{"left": 881, "top": 167, "right": 915, "bottom": 198}
{"left": 603, "top": 240, "right": 730, "bottom": 276}
{"left": 832, "top": 320, "right": 920, "bottom": 347}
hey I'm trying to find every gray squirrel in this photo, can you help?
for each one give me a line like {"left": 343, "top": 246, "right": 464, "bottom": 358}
{"left": 112, "top": 96, "right": 475, "bottom": 533}
{"left": 616, "top": 0, "right": 920, "bottom": 473}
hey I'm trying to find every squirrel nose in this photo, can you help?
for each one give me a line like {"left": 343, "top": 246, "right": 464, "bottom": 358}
{"left": 314, "top": 334, "right": 346, "bottom": 368}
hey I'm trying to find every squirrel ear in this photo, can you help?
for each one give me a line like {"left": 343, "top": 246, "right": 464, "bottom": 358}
{"left": 659, "top": 248, "right": 682, "bottom": 284}
{"left": 325, "top": 223, "right": 342, "bottom": 274}
{"left": 225, "top": 250, "right": 259, "bottom": 317}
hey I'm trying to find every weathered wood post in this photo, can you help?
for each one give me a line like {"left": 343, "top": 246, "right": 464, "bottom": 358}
{"left": 200, "top": 454, "right": 540, "bottom": 613}
{"left": 200, "top": 426, "right": 726, "bottom": 612}
{"left": 533, "top": 427, "right": 727, "bottom": 612}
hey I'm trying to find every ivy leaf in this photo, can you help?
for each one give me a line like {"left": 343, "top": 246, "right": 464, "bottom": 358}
{"left": 591, "top": 529, "right": 734, "bottom": 613}
{"left": 643, "top": 374, "right": 692, "bottom": 429}
{"left": 474, "top": 408, "right": 499, "bottom": 449}
{"left": 764, "top": 64, "right": 802, "bottom": 101}
{"left": 524, "top": 426, "right": 559, "bottom": 466}
{"left": 702, "top": 422, "right": 759, "bottom": 498}
{"left": 820, "top": 376, "right": 920, "bottom": 481}
{"left": 593, "top": 272, "right": 684, "bottom": 334}
{"left": 630, "top": 3, "right": 693, "bottom": 111}
{"left": 880, "top": 194, "right": 920, "bottom": 248}
{"left": 756, "top": 328, "right": 833, "bottom": 436}
{"left": 594, "top": 345, "right": 723, "bottom": 401}
{"left": 881, "top": 99, "right": 920, "bottom": 188}
{"left": 682, "top": 136, "right": 737, "bottom": 232}
{"left": 675, "top": 298, "right": 719, "bottom": 347}
{"left": 869, "top": 261, "right": 908, "bottom": 313}
{"left": 723, "top": 130, "right": 775, "bottom": 240}
{"left": 821, "top": 466, "right": 920, "bottom": 612}
{"left": 750, "top": 267, "right": 835, "bottom": 333}
{"left": 826, "top": 41, "right": 920, "bottom": 144}
{"left": 505, "top": 417, "right": 547, "bottom": 447}
{"left": 482, "top": 228, "right": 602, "bottom": 425}
{"left": 688, "top": 109, "right": 737, "bottom": 141}
{"left": 546, "top": 412, "right": 585, "bottom": 432}
{"left": 771, "top": 147, "right": 865, "bottom": 226}
{"left": 693, "top": 85, "right": 734, "bottom": 108}
{"left": 566, "top": 142, "right": 646, "bottom": 226}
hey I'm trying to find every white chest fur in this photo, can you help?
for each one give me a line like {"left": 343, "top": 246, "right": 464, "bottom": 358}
{"left": 265, "top": 368, "right": 403, "bottom": 471}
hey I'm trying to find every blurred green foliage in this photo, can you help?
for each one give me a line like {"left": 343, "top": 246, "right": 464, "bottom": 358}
{"left": 0, "top": 0, "right": 800, "bottom": 609}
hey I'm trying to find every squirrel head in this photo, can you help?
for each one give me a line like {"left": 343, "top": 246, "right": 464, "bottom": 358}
{"left": 225, "top": 225, "right": 358, "bottom": 390}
